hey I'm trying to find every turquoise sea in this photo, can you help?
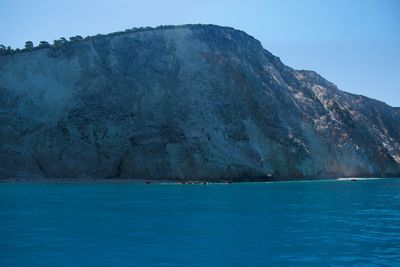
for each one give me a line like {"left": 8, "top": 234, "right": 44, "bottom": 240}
{"left": 0, "top": 179, "right": 399, "bottom": 266}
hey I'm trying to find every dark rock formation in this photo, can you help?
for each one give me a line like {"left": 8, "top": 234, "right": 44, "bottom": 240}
{"left": 1, "top": 24, "right": 399, "bottom": 181}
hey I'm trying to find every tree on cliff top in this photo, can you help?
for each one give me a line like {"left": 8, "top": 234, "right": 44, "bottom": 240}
{"left": 0, "top": 45, "right": 6, "bottom": 55}
{"left": 25, "top": 41, "right": 34, "bottom": 50}
{"left": 39, "top": 41, "right": 51, "bottom": 48}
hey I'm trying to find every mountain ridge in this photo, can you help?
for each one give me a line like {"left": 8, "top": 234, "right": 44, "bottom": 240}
{"left": 0, "top": 24, "right": 399, "bottom": 181}
{"left": 1, "top": 24, "right": 395, "bottom": 107}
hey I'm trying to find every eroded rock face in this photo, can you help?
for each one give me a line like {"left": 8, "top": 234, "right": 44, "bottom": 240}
{"left": 1, "top": 25, "right": 399, "bottom": 180}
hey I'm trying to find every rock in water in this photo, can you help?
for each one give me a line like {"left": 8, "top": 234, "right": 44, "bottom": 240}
{"left": 0, "top": 25, "right": 399, "bottom": 181}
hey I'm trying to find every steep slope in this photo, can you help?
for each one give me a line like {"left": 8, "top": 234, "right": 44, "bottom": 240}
{"left": 0, "top": 25, "right": 399, "bottom": 181}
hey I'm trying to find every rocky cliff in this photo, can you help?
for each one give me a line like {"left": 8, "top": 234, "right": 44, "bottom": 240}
{"left": 1, "top": 24, "right": 399, "bottom": 181}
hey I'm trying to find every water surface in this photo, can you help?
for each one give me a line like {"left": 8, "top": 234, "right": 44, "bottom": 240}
{"left": 1, "top": 179, "right": 399, "bottom": 266}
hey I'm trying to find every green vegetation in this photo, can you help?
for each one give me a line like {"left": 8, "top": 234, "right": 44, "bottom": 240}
{"left": 25, "top": 41, "right": 34, "bottom": 50}
{"left": 69, "top": 35, "right": 83, "bottom": 42}
{"left": 53, "top": 37, "right": 68, "bottom": 47}
{"left": 0, "top": 24, "right": 237, "bottom": 56}
{"left": 39, "top": 41, "right": 51, "bottom": 48}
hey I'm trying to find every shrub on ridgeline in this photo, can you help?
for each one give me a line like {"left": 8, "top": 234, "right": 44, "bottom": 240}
{"left": 25, "top": 41, "right": 34, "bottom": 50}
{"left": 0, "top": 46, "right": 14, "bottom": 55}
{"left": 69, "top": 35, "right": 83, "bottom": 42}
{"left": 53, "top": 37, "right": 68, "bottom": 47}
{"left": 53, "top": 39, "right": 62, "bottom": 47}
{"left": 0, "top": 44, "right": 6, "bottom": 55}
{"left": 39, "top": 41, "right": 51, "bottom": 48}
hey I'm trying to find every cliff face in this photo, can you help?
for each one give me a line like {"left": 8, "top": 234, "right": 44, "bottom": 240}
{"left": 1, "top": 25, "right": 399, "bottom": 180}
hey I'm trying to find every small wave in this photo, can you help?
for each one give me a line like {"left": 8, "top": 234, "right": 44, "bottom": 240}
{"left": 337, "top": 177, "right": 383, "bottom": 181}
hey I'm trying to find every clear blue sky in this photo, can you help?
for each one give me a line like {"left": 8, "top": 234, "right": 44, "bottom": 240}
{"left": 1, "top": 0, "right": 399, "bottom": 106}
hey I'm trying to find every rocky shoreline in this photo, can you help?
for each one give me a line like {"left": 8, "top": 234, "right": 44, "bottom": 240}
{"left": 0, "top": 177, "right": 393, "bottom": 184}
